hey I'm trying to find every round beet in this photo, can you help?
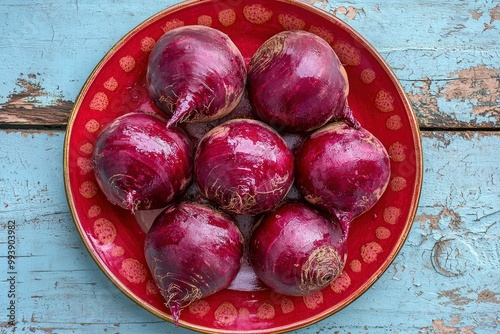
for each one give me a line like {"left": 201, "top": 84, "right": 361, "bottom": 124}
{"left": 144, "top": 202, "right": 243, "bottom": 325}
{"left": 91, "top": 111, "right": 193, "bottom": 213}
{"left": 194, "top": 119, "right": 294, "bottom": 215}
{"left": 295, "top": 122, "right": 391, "bottom": 235}
{"left": 248, "top": 30, "right": 358, "bottom": 132}
{"left": 146, "top": 25, "right": 246, "bottom": 127}
{"left": 249, "top": 202, "right": 346, "bottom": 296}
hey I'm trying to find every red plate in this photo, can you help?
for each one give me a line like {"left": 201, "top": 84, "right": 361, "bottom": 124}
{"left": 64, "top": 0, "right": 423, "bottom": 333}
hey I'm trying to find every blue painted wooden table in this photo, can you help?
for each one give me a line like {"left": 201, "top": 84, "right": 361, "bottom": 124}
{"left": 1, "top": 1, "right": 499, "bottom": 333}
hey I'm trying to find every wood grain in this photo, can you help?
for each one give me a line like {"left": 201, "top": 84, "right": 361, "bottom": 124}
{"left": 0, "top": 130, "right": 498, "bottom": 333}
{"left": 0, "top": 0, "right": 499, "bottom": 333}
{"left": 0, "top": 1, "right": 498, "bottom": 129}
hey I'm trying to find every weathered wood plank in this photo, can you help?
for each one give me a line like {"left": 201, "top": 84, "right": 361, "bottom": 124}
{"left": 0, "top": 130, "right": 498, "bottom": 333}
{"left": 0, "top": 0, "right": 498, "bottom": 129}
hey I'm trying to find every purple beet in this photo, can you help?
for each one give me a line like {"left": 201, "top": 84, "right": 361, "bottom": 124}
{"left": 194, "top": 119, "right": 295, "bottom": 215}
{"left": 249, "top": 201, "right": 347, "bottom": 296}
{"left": 295, "top": 122, "right": 391, "bottom": 237}
{"left": 144, "top": 202, "right": 244, "bottom": 325}
{"left": 91, "top": 111, "right": 193, "bottom": 213}
{"left": 146, "top": 25, "right": 246, "bottom": 127}
{"left": 248, "top": 30, "right": 358, "bottom": 132}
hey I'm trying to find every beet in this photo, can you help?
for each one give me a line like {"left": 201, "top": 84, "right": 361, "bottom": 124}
{"left": 144, "top": 202, "right": 243, "bottom": 325}
{"left": 91, "top": 111, "right": 193, "bottom": 213}
{"left": 194, "top": 119, "right": 295, "bottom": 215}
{"left": 146, "top": 25, "right": 246, "bottom": 127}
{"left": 248, "top": 30, "right": 358, "bottom": 132}
{"left": 249, "top": 201, "right": 346, "bottom": 296}
{"left": 295, "top": 122, "right": 391, "bottom": 236}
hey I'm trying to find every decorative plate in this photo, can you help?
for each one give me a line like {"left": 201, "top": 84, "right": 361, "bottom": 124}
{"left": 63, "top": 0, "right": 423, "bottom": 333}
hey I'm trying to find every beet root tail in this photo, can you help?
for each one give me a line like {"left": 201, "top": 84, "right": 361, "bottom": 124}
{"left": 166, "top": 98, "right": 195, "bottom": 128}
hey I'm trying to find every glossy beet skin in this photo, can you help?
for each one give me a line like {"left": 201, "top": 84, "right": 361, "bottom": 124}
{"left": 194, "top": 119, "right": 295, "bottom": 215}
{"left": 248, "top": 30, "right": 358, "bottom": 133}
{"left": 146, "top": 25, "right": 246, "bottom": 128}
{"left": 91, "top": 111, "right": 193, "bottom": 213}
{"left": 249, "top": 202, "right": 346, "bottom": 296}
{"left": 295, "top": 122, "right": 391, "bottom": 235}
{"left": 144, "top": 202, "right": 243, "bottom": 325}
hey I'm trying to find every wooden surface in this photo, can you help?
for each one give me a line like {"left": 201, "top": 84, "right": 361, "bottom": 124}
{"left": 0, "top": 0, "right": 498, "bottom": 333}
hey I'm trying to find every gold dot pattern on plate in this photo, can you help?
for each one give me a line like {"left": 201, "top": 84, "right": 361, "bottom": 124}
{"left": 214, "top": 302, "right": 238, "bottom": 327}
{"left": 87, "top": 205, "right": 101, "bottom": 218}
{"left": 381, "top": 118, "right": 407, "bottom": 246}
{"left": 257, "top": 302, "right": 275, "bottom": 320}
{"left": 89, "top": 92, "right": 109, "bottom": 111}
{"left": 332, "top": 40, "right": 361, "bottom": 66}
{"left": 238, "top": 307, "right": 250, "bottom": 321}
{"left": 119, "top": 258, "right": 147, "bottom": 284}
{"left": 278, "top": 13, "right": 305, "bottom": 30}
{"left": 309, "top": 26, "right": 334, "bottom": 44}
{"left": 360, "top": 241, "right": 383, "bottom": 263}
{"left": 280, "top": 297, "right": 294, "bottom": 314}
{"left": 390, "top": 176, "right": 407, "bottom": 192}
{"left": 197, "top": 15, "right": 213, "bottom": 26}
{"left": 218, "top": 9, "right": 236, "bottom": 27}
{"left": 330, "top": 271, "right": 351, "bottom": 293}
{"left": 103, "top": 77, "right": 118, "bottom": 91}
{"left": 140, "top": 37, "right": 156, "bottom": 52}
{"left": 349, "top": 259, "right": 362, "bottom": 272}
{"left": 189, "top": 300, "right": 210, "bottom": 317}
{"left": 119, "top": 55, "right": 136, "bottom": 72}
{"left": 360, "top": 68, "right": 376, "bottom": 84}
{"left": 77, "top": 157, "right": 92, "bottom": 175}
{"left": 386, "top": 115, "right": 403, "bottom": 130}
{"left": 162, "top": 19, "right": 184, "bottom": 32}
{"left": 146, "top": 279, "right": 159, "bottom": 295}
{"left": 79, "top": 142, "right": 94, "bottom": 155}
{"left": 375, "top": 226, "right": 391, "bottom": 240}
{"left": 85, "top": 119, "right": 100, "bottom": 133}
{"left": 383, "top": 206, "right": 402, "bottom": 225}
{"left": 243, "top": 4, "right": 273, "bottom": 25}
{"left": 375, "top": 90, "right": 395, "bottom": 112}
{"left": 79, "top": 180, "right": 98, "bottom": 199}
{"left": 93, "top": 218, "right": 117, "bottom": 245}
{"left": 388, "top": 142, "right": 407, "bottom": 162}
{"left": 303, "top": 291, "right": 324, "bottom": 309}
{"left": 111, "top": 245, "right": 125, "bottom": 257}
